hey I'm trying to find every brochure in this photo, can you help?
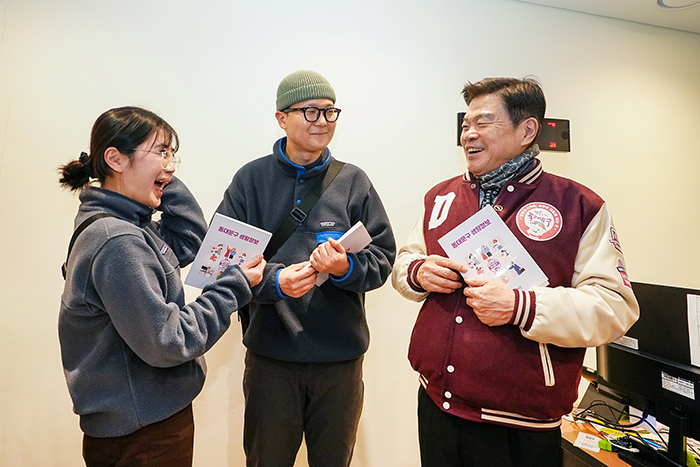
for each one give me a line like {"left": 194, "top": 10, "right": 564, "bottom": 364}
{"left": 316, "top": 221, "right": 372, "bottom": 286}
{"left": 437, "top": 205, "right": 548, "bottom": 290}
{"left": 184, "top": 213, "right": 271, "bottom": 289}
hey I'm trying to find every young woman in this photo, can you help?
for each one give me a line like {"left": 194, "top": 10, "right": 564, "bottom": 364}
{"left": 58, "top": 106, "right": 264, "bottom": 467}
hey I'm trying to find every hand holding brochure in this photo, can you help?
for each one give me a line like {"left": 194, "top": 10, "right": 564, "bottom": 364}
{"left": 185, "top": 213, "right": 271, "bottom": 289}
{"left": 437, "top": 205, "right": 548, "bottom": 291}
{"left": 316, "top": 221, "right": 372, "bottom": 286}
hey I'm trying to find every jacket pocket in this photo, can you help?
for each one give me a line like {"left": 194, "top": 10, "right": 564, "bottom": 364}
{"left": 539, "top": 343, "right": 555, "bottom": 387}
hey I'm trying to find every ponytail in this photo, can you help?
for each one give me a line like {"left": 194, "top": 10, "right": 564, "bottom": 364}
{"left": 58, "top": 152, "right": 94, "bottom": 192}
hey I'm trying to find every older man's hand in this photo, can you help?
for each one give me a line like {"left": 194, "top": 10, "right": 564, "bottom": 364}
{"left": 417, "top": 255, "right": 468, "bottom": 294}
{"left": 463, "top": 277, "right": 515, "bottom": 326}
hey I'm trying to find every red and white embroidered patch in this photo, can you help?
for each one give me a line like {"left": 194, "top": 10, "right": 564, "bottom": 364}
{"left": 516, "top": 203, "right": 562, "bottom": 241}
{"left": 616, "top": 257, "right": 632, "bottom": 288}
{"left": 609, "top": 226, "right": 623, "bottom": 254}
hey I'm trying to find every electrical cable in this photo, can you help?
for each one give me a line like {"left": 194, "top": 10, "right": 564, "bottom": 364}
{"left": 572, "top": 399, "right": 695, "bottom": 467}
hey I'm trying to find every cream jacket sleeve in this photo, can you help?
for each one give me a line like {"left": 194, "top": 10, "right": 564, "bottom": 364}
{"left": 392, "top": 211, "right": 430, "bottom": 302}
{"left": 523, "top": 203, "right": 639, "bottom": 348}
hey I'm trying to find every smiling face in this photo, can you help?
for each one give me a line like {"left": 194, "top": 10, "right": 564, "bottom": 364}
{"left": 460, "top": 93, "right": 537, "bottom": 176}
{"left": 102, "top": 130, "right": 175, "bottom": 208}
{"left": 275, "top": 98, "right": 336, "bottom": 165}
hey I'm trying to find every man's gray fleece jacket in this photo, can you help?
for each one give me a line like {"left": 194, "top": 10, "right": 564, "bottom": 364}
{"left": 59, "top": 177, "right": 252, "bottom": 438}
{"left": 216, "top": 138, "right": 396, "bottom": 363}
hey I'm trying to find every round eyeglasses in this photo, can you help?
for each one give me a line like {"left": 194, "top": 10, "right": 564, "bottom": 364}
{"left": 284, "top": 106, "right": 342, "bottom": 123}
{"left": 133, "top": 149, "right": 181, "bottom": 170}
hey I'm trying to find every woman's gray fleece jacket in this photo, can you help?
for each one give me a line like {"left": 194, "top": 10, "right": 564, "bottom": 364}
{"left": 59, "top": 177, "right": 252, "bottom": 437}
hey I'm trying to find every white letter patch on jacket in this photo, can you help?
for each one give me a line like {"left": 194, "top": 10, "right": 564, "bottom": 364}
{"left": 428, "top": 192, "right": 456, "bottom": 230}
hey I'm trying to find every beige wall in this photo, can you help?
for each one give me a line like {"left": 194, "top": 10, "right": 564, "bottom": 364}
{"left": 1, "top": 0, "right": 699, "bottom": 465}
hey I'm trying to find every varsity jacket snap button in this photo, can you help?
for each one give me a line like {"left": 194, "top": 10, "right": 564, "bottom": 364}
{"left": 493, "top": 205, "right": 503, "bottom": 212}
{"left": 507, "top": 185, "right": 514, "bottom": 192}
{"left": 445, "top": 391, "right": 452, "bottom": 398}
{"left": 470, "top": 183, "right": 476, "bottom": 189}
{"left": 447, "top": 365, "right": 455, "bottom": 373}
{"left": 455, "top": 316, "right": 463, "bottom": 324}
{"left": 443, "top": 402, "right": 451, "bottom": 410}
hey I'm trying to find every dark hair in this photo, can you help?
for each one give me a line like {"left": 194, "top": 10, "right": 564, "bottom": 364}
{"left": 461, "top": 77, "right": 546, "bottom": 135}
{"left": 58, "top": 106, "right": 179, "bottom": 191}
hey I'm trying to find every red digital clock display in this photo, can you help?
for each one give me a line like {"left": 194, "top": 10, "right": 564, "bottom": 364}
{"left": 537, "top": 118, "right": 570, "bottom": 152}
{"left": 457, "top": 114, "right": 570, "bottom": 152}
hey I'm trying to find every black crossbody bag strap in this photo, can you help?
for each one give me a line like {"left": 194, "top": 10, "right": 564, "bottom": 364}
{"left": 263, "top": 160, "right": 345, "bottom": 260}
{"left": 61, "top": 212, "right": 114, "bottom": 279}
{"left": 238, "top": 160, "right": 345, "bottom": 334}
{"left": 239, "top": 160, "right": 344, "bottom": 334}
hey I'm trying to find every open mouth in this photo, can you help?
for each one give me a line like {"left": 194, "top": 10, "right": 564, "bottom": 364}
{"left": 467, "top": 148, "right": 484, "bottom": 154}
{"left": 154, "top": 179, "right": 169, "bottom": 189}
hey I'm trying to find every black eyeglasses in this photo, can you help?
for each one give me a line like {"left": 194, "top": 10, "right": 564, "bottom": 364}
{"left": 285, "top": 106, "right": 342, "bottom": 123}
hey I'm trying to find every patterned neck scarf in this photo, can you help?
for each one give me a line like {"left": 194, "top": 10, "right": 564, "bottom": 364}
{"left": 473, "top": 144, "right": 540, "bottom": 208}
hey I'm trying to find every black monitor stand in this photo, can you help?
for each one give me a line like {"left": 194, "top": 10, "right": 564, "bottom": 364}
{"left": 617, "top": 410, "right": 689, "bottom": 466}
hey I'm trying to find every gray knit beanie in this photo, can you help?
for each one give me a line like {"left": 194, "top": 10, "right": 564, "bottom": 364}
{"left": 276, "top": 70, "right": 336, "bottom": 111}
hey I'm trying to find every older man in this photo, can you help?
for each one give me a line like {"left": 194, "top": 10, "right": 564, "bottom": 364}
{"left": 392, "top": 77, "right": 638, "bottom": 467}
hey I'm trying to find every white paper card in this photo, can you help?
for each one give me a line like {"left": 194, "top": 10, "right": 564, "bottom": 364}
{"left": 574, "top": 432, "right": 601, "bottom": 453}
{"left": 316, "top": 221, "right": 372, "bottom": 286}
{"left": 437, "top": 205, "right": 548, "bottom": 290}
{"left": 185, "top": 213, "right": 271, "bottom": 289}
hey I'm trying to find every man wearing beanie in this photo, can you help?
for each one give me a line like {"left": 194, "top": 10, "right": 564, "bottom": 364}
{"left": 216, "top": 70, "right": 396, "bottom": 466}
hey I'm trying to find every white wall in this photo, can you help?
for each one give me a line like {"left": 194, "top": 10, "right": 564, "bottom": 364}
{"left": 1, "top": 0, "right": 699, "bottom": 465}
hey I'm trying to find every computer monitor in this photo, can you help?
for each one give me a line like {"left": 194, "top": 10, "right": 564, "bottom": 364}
{"left": 593, "top": 282, "right": 700, "bottom": 466}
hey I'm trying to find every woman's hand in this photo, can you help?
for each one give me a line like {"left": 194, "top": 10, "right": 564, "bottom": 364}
{"left": 240, "top": 254, "right": 266, "bottom": 287}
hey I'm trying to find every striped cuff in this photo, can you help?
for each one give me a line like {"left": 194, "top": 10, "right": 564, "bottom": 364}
{"left": 511, "top": 289, "right": 536, "bottom": 331}
{"left": 407, "top": 259, "right": 427, "bottom": 293}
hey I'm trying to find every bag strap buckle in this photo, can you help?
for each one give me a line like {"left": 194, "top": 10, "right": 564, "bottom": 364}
{"left": 290, "top": 207, "right": 307, "bottom": 223}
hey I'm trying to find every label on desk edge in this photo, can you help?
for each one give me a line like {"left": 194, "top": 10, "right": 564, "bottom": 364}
{"left": 573, "top": 432, "right": 601, "bottom": 453}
